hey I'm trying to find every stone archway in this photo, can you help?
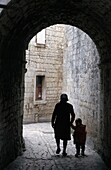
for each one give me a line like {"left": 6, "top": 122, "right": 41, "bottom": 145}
{"left": 0, "top": 0, "right": 111, "bottom": 169}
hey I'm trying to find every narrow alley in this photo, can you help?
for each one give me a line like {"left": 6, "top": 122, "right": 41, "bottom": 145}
{"left": 4, "top": 123, "right": 110, "bottom": 170}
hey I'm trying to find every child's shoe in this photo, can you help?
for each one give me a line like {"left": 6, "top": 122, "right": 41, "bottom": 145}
{"left": 81, "top": 152, "right": 86, "bottom": 156}
{"left": 75, "top": 153, "right": 79, "bottom": 157}
{"left": 62, "top": 151, "right": 67, "bottom": 157}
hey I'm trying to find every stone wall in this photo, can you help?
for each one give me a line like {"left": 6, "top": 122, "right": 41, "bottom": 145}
{"left": 0, "top": 42, "right": 25, "bottom": 170}
{"left": 63, "top": 26, "right": 100, "bottom": 146}
{"left": 24, "top": 25, "right": 64, "bottom": 123}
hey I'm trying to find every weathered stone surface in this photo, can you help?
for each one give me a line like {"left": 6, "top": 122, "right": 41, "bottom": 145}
{"left": 4, "top": 123, "right": 110, "bottom": 170}
{"left": 24, "top": 25, "right": 64, "bottom": 123}
{"left": 63, "top": 26, "right": 100, "bottom": 138}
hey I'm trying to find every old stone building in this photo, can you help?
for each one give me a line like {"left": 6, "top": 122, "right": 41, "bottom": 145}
{"left": 24, "top": 25, "right": 64, "bottom": 123}
{"left": 63, "top": 25, "right": 100, "bottom": 146}
{"left": 0, "top": 0, "right": 111, "bottom": 169}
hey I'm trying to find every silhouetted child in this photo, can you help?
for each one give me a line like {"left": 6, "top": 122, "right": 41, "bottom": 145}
{"left": 71, "top": 118, "right": 87, "bottom": 157}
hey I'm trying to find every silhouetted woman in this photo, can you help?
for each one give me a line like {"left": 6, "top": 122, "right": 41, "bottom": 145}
{"left": 51, "top": 94, "right": 75, "bottom": 156}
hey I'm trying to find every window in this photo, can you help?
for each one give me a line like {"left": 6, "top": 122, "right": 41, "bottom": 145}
{"left": 36, "top": 29, "right": 46, "bottom": 45}
{"left": 30, "top": 29, "right": 46, "bottom": 47}
{"left": 35, "top": 76, "right": 44, "bottom": 100}
{"left": 34, "top": 72, "right": 46, "bottom": 104}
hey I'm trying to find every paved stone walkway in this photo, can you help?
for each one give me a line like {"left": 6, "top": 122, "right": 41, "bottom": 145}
{"left": 5, "top": 123, "right": 110, "bottom": 170}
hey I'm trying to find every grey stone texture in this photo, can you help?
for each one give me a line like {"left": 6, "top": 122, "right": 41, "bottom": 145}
{"left": 24, "top": 25, "right": 64, "bottom": 123}
{"left": 0, "top": 0, "right": 111, "bottom": 169}
{"left": 4, "top": 123, "right": 110, "bottom": 170}
{"left": 63, "top": 25, "right": 100, "bottom": 145}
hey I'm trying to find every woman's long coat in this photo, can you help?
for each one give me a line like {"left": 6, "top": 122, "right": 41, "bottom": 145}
{"left": 51, "top": 101, "right": 75, "bottom": 140}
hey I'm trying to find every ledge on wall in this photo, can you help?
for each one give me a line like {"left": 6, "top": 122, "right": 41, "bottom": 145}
{"left": 34, "top": 100, "right": 47, "bottom": 105}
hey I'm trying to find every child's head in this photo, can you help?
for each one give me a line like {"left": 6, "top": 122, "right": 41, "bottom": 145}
{"left": 75, "top": 118, "right": 82, "bottom": 126}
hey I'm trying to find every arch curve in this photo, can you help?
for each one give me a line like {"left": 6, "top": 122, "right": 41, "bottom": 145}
{"left": 0, "top": 0, "right": 111, "bottom": 56}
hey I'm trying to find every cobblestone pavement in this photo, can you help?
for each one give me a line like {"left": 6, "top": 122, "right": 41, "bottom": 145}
{"left": 5, "top": 123, "right": 110, "bottom": 170}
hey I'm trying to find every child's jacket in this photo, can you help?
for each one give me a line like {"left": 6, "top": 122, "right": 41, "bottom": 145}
{"left": 72, "top": 124, "right": 87, "bottom": 144}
